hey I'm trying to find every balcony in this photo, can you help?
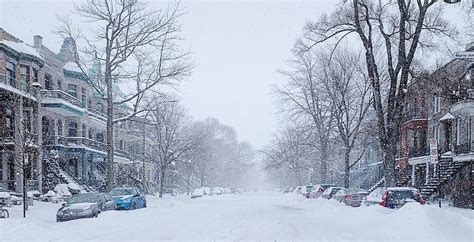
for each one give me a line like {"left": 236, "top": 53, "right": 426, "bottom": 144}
{"left": 87, "top": 108, "right": 107, "bottom": 122}
{"left": 408, "top": 147, "right": 429, "bottom": 158}
{"left": 454, "top": 143, "right": 473, "bottom": 155}
{"left": 40, "top": 90, "right": 84, "bottom": 116}
{"left": 0, "top": 74, "right": 38, "bottom": 99}
{"left": 45, "top": 135, "right": 129, "bottom": 158}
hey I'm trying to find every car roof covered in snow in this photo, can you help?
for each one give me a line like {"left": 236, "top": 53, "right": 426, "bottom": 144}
{"left": 386, "top": 187, "right": 419, "bottom": 191}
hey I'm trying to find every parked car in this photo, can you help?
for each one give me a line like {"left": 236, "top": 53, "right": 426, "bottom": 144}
{"left": 363, "top": 187, "right": 385, "bottom": 206}
{"left": 303, "top": 185, "right": 314, "bottom": 198}
{"left": 379, "top": 187, "right": 425, "bottom": 209}
{"left": 223, "top": 188, "right": 232, "bottom": 194}
{"left": 0, "top": 192, "right": 12, "bottom": 207}
{"left": 100, "top": 193, "right": 117, "bottom": 211}
{"left": 309, "top": 184, "right": 335, "bottom": 198}
{"left": 212, "top": 187, "right": 224, "bottom": 195}
{"left": 191, "top": 188, "right": 205, "bottom": 199}
{"left": 334, "top": 188, "right": 368, "bottom": 207}
{"left": 201, "top": 187, "right": 211, "bottom": 195}
{"left": 56, "top": 193, "right": 103, "bottom": 222}
{"left": 321, "top": 187, "right": 343, "bottom": 199}
{"left": 110, "top": 187, "right": 146, "bottom": 210}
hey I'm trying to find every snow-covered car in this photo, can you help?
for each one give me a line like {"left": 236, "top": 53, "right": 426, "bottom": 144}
{"left": 309, "top": 184, "right": 335, "bottom": 198}
{"left": 379, "top": 187, "right": 425, "bottom": 209}
{"left": 56, "top": 193, "right": 102, "bottom": 222}
{"left": 334, "top": 188, "right": 368, "bottom": 207}
{"left": 201, "top": 187, "right": 211, "bottom": 195}
{"left": 212, "top": 187, "right": 224, "bottom": 195}
{"left": 223, "top": 188, "right": 232, "bottom": 194}
{"left": 321, "top": 187, "right": 343, "bottom": 199}
{"left": 110, "top": 187, "right": 146, "bottom": 210}
{"left": 0, "top": 192, "right": 12, "bottom": 207}
{"left": 303, "top": 185, "right": 314, "bottom": 198}
{"left": 54, "top": 184, "right": 72, "bottom": 199}
{"left": 363, "top": 188, "right": 385, "bottom": 206}
{"left": 100, "top": 193, "right": 117, "bottom": 211}
{"left": 191, "top": 188, "right": 205, "bottom": 199}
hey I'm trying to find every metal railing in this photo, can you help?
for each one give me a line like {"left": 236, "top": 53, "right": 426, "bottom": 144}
{"left": 40, "top": 89, "right": 83, "bottom": 107}
{"left": 454, "top": 143, "right": 473, "bottom": 155}
{"left": 0, "top": 74, "right": 38, "bottom": 98}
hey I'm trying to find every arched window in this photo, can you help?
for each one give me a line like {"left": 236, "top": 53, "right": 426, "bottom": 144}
{"left": 96, "top": 133, "right": 104, "bottom": 143}
{"left": 119, "top": 140, "right": 123, "bottom": 150}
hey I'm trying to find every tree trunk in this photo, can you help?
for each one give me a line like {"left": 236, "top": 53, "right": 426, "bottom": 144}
{"left": 344, "top": 148, "right": 350, "bottom": 188}
{"left": 105, "top": 65, "right": 115, "bottom": 192}
{"left": 320, "top": 142, "right": 329, "bottom": 183}
{"left": 159, "top": 169, "right": 165, "bottom": 198}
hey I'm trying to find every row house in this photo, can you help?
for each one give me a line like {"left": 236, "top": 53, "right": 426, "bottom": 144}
{"left": 0, "top": 28, "right": 157, "bottom": 193}
{"left": 395, "top": 43, "right": 474, "bottom": 208}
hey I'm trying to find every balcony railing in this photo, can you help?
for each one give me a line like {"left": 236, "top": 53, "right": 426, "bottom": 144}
{"left": 87, "top": 108, "right": 107, "bottom": 121}
{"left": 408, "top": 147, "right": 429, "bottom": 158}
{"left": 45, "top": 135, "right": 129, "bottom": 158}
{"left": 454, "top": 143, "right": 473, "bottom": 155}
{"left": 0, "top": 74, "right": 38, "bottom": 98}
{"left": 41, "top": 89, "right": 82, "bottom": 108}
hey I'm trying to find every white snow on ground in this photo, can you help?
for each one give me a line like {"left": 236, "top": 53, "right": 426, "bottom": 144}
{"left": 0, "top": 192, "right": 472, "bottom": 241}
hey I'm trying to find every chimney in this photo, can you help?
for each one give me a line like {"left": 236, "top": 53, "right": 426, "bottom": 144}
{"left": 33, "top": 35, "right": 43, "bottom": 48}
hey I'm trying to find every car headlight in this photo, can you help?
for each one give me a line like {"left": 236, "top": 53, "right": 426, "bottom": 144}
{"left": 78, "top": 208, "right": 93, "bottom": 216}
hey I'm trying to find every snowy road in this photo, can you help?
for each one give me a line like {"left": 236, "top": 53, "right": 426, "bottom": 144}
{"left": 1, "top": 192, "right": 473, "bottom": 240}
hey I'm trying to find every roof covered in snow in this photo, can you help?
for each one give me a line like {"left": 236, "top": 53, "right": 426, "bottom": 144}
{"left": 0, "top": 40, "right": 43, "bottom": 61}
{"left": 63, "top": 61, "right": 82, "bottom": 73}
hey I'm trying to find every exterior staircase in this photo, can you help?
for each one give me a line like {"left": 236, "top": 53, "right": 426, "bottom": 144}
{"left": 58, "top": 167, "right": 97, "bottom": 193}
{"left": 419, "top": 160, "right": 469, "bottom": 198}
{"left": 368, "top": 177, "right": 384, "bottom": 193}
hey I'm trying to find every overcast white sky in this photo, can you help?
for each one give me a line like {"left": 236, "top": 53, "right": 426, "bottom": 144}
{"left": 0, "top": 0, "right": 337, "bottom": 148}
{"left": 0, "top": 0, "right": 469, "bottom": 149}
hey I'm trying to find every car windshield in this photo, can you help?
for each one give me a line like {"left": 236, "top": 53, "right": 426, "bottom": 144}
{"left": 67, "top": 194, "right": 100, "bottom": 204}
{"left": 110, "top": 189, "right": 134, "bottom": 196}
{"left": 387, "top": 190, "right": 420, "bottom": 201}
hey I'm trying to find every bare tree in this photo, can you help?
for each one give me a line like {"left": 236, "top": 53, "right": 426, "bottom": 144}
{"left": 300, "top": 0, "right": 457, "bottom": 186}
{"left": 319, "top": 48, "right": 372, "bottom": 188}
{"left": 275, "top": 49, "right": 334, "bottom": 183}
{"left": 56, "top": 0, "right": 192, "bottom": 191}
{"left": 149, "top": 100, "right": 191, "bottom": 198}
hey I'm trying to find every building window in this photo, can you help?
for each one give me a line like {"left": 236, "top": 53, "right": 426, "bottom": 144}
{"left": 57, "top": 119, "right": 63, "bottom": 136}
{"left": 68, "top": 122, "right": 78, "bottom": 137}
{"left": 57, "top": 79, "right": 62, "bottom": 91}
{"left": 119, "top": 140, "right": 123, "bottom": 150}
{"left": 67, "top": 84, "right": 77, "bottom": 97}
{"left": 6, "top": 61, "right": 16, "bottom": 86}
{"left": 96, "top": 102, "right": 104, "bottom": 113}
{"left": 456, "top": 118, "right": 461, "bottom": 146}
{"left": 88, "top": 129, "right": 92, "bottom": 139}
{"left": 32, "top": 68, "right": 38, "bottom": 83}
{"left": 81, "top": 88, "right": 86, "bottom": 108}
{"left": 433, "top": 96, "right": 441, "bottom": 113}
{"left": 82, "top": 124, "right": 86, "bottom": 137}
{"left": 23, "top": 110, "right": 31, "bottom": 132}
{"left": 44, "top": 74, "right": 52, "bottom": 90}
{"left": 96, "top": 133, "right": 104, "bottom": 143}
{"left": 20, "top": 65, "right": 30, "bottom": 83}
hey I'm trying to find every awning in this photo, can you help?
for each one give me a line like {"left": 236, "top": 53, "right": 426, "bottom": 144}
{"left": 439, "top": 112, "right": 455, "bottom": 121}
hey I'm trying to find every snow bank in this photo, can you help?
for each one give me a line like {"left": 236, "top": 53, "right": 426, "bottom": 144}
{"left": 54, "top": 184, "right": 72, "bottom": 197}
{"left": 0, "top": 192, "right": 11, "bottom": 198}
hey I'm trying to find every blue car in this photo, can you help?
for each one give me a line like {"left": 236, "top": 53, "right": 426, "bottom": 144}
{"left": 110, "top": 187, "right": 147, "bottom": 210}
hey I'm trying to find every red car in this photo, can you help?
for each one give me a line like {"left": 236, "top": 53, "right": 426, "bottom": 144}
{"left": 379, "top": 187, "right": 425, "bottom": 209}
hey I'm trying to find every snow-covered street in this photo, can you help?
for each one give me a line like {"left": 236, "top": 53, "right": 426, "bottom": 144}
{"left": 1, "top": 192, "right": 472, "bottom": 241}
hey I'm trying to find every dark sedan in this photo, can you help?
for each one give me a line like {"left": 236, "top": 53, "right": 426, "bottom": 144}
{"left": 56, "top": 193, "right": 104, "bottom": 222}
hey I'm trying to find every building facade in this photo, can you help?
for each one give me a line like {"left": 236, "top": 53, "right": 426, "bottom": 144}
{"left": 395, "top": 43, "right": 474, "bottom": 208}
{"left": 0, "top": 28, "right": 157, "bottom": 193}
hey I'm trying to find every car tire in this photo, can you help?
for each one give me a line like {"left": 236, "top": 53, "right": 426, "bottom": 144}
{"left": 143, "top": 201, "right": 147, "bottom": 208}
{"left": 132, "top": 203, "right": 137, "bottom": 210}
